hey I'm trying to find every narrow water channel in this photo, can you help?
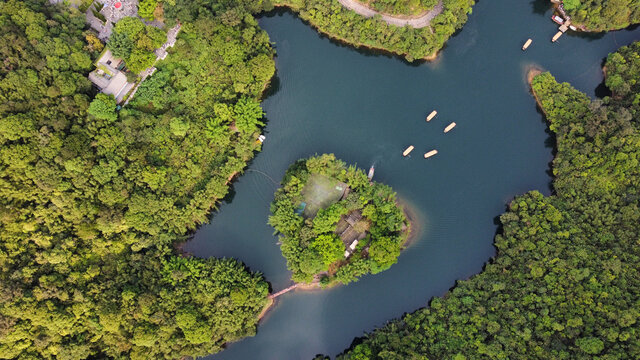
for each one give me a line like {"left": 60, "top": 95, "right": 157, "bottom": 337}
{"left": 183, "top": 0, "right": 640, "bottom": 358}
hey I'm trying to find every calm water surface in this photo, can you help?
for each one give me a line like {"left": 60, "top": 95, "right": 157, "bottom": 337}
{"left": 184, "top": 0, "right": 640, "bottom": 358}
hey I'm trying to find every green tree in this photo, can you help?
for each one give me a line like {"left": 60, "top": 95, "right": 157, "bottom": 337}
{"left": 88, "top": 93, "right": 118, "bottom": 122}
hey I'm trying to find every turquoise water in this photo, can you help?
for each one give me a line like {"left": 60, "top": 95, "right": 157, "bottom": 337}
{"left": 184, "top": 0, "right": 640, "bottom": 358}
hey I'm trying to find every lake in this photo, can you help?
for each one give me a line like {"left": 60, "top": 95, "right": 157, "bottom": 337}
{"left": 182, "top": 0, "right": 640, "bottom": 358}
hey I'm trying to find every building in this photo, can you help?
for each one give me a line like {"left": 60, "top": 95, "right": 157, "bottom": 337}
{"left": 88, "top": 49, "right": 134, "bottom": 103}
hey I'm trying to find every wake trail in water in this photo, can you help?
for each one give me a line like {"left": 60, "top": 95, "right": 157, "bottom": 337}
{"left": 246, "top": 169, "right": 279, "bottom": 186}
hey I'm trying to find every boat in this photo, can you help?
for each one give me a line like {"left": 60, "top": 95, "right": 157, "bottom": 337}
{"left": 522, "top": 39, "right": 532, "bottom": 51}
{"left": 424, "top": 150, "right": 438, "bottom": 159}
{"left": 444, "top": 122, "right": 456, "bottom": 133}
{"left": 258, "top": 135, "right": 266, "bottom": 143}
{"left": 426, "top": 110, "right": 437, "bottom": 122}
{"left": 368, "top": 165, "right": 375, "bottom": 180}
{"left": 552, "top": 31, "right": 563, "bottom": 42}
{"left": 403, "top": 145, "right": 415, "bottom": 156}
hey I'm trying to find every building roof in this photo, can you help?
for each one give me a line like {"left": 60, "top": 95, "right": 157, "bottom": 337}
{"left": 102, "top": 71, "right": 129, "bottom": 98}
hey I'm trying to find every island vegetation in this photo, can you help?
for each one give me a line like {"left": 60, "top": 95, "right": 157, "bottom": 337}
{"left": 274, "top": 0, "right": 474, "bottom": 62}
{"left": 338, "top": 44, "right": 640, "bottom": 359}
{"left": 0, "top": 0, "right": 276, "bottom": 358}
{"left": 561, "top": 0, "right": 640, "bottom": 31}
{"left": 268, "top": 155, "right": 409, "bottom": 285}
{"left": 359, "top": 0, "right": 439, "bottom": 16}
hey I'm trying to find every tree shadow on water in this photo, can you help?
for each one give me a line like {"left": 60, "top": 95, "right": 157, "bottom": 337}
{"left": 530, "top": 0, "right": 550, "bottom": 15}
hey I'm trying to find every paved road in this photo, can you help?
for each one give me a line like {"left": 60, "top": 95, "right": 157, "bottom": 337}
{"left": 337, "top": 0, "right": 443, "bottom": 28}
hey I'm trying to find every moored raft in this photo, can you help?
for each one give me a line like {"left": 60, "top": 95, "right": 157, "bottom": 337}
{"left": 522, "top": 38, "right": 532, "bottom": 51}
{"left": 444, "top": 122, "right": 456, "bottom": 133}
{"left": 426, "top": 110, "right": 437, "bottom": 122}
{"left": 424, "top": 150, "right": 438, "bottom": 158}
{"left": 552, "top": 31, "right": 563, "bottom": 42}
{"left": 403, "top": 145, "right": 415, "bottom": 156}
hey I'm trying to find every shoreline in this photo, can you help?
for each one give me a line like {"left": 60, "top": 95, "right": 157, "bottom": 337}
{"left": 526, "top": 66, "right": 547, "bottom": 117}
{"left": 270, "top": 4, "right": 440, "bottom": 62}
{"left": 397, "top": 195, "right": 422, "bottom": 248}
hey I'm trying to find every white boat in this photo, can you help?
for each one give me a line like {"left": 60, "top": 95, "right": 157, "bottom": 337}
{"left": 522, "top": 38, "right": 532, "bottom": 51}
{"left": 403, "top": 146, "right": 415, "bottom": 156}
{"left": 368, "top": 166, "right": 375, "bottom": 180}
{"left": 424, "top": 150, "right": 438, "bottom": 159}
{"left": 258, "top": 135, "right": 266, "bottom": 143}
{"left": 426, "top": 110, "right": 437, "bottom": 122}
{"left": 444, "top": 122, "right": 457, "bottom": 133}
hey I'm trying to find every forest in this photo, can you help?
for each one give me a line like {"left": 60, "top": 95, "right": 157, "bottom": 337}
{"left": 106, "top": 16, "right": 166, "bottom": 74}
{"left": 274, "top": 0, "right": 474, "bottom": 61}
{"left": 0, "top": 0, "right": 276, "bottom": 358}
{"left": 338, "top": 44, "right": 640, "bottom": 359}
{"left": 358, "top": 0, "right": 439, "bottom": 16}
{"left": 562, "top": 0, "right": 640, "bottom": 31}
{"left": 268, "top": 155, "right": 409, "bottom": 285}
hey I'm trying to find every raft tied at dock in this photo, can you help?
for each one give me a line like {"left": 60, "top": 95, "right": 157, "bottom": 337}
{"left": 424, "top": 150, "right": 438, "bottom": 158}
{"left": 426, "top": 110, "right": 437, "bottom": 122}
{"left": 522, "top": 38, "right": 532, "bottom": 51}
{"left": 403, "top": 146, "right": 415, "bottom": 156}
{"left": 444, "top": 122, "right": 456, "bottom": 133}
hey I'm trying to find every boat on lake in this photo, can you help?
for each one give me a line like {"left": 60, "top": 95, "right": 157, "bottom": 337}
{"left": 403, "top": 146, "right": 415, "bottom": 156}
{"left": 258, "top": 135, "right": 266, "bottom": 143}
{"left": 424, "top": 150, "right": 438, "bottom": 158}
{"left": 444, "top": 122, "right": 456, "bottom": 133}
{"left": 368, "top": 165, "right": 375, "bottom": 180}
{"left": 426, "top": 110, "right": 437, "bottom": 122}
{"left": 522, "top": 39, "right": 532, "bottom": 50}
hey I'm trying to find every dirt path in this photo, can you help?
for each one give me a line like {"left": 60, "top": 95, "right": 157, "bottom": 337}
{"left": 337, "top": 0, "right": 443, "bottom": 28}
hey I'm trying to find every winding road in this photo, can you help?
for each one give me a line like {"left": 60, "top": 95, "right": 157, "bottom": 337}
{"left": 337, "top": 0, "right": 444, "bottom": 28}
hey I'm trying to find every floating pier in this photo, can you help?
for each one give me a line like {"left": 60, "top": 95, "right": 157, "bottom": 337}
{"left": 552, "top": 31, "right": 563, "bottom": 42}
{"left": 522, "top": 39, "right": 532, "bottom": 51}
{"left": 424, "top": 150, "right": 438, "bottom": 159}
{"left": 403, "top": 146, "right": 415, "bottom": 157}
{"left": 444, "top": 122, "right": 456, "bottom": 133}
{"left": 426, "top": 110, "right": 437, "bottom": 122}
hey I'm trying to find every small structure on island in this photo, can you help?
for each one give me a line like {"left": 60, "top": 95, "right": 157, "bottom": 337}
{"left": 522, "top": 39, "right": 532, "bottom": 51}
{"left": 426, "top": 110, "right": 438, "bottom": 122}
{"left": 88, "top": 49, "right": 135, "bottom": 103}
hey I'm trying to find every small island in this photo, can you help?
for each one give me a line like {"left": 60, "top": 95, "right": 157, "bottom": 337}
{"left": 269, "top": 154, "right": 410, "bottom": 286}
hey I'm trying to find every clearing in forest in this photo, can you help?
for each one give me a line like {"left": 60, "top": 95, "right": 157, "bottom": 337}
{"left": 300, "top": 174, "right": 348, "bottom": 218}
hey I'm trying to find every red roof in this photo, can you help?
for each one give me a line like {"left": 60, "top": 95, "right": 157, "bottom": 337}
{"left": 114, "top": 2, "right": 122, "bottom": 9}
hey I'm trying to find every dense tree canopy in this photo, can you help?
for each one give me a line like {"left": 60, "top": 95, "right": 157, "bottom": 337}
{"left": 562, "top": 0, "right": 640, "bottom": 31}
{"left": 107, "top": 16, "right": 166, "bottom": 73}
{"left": 275, "top": 0, "right": 474, "bottom": 61}
{"left": 358, "top": 0, "right": 439, "bottom": 16}
{"left": 0, "top": 1, "right": 275, "bottom": 358}
{"left": 337, "top": 46, "right": 640, "bottom": 359}
{"left": 269, "top": 155, "right": 409, "bottom": 285}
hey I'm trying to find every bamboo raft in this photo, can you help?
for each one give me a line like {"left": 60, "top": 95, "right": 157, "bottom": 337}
{"left": 444, "top": 122, "right": 456, "bottom": 133}
{"left": 426, "top": 110, "right": 437, "bottom": 122}
{"left": 403, "top": 146, "right": 415, "bottom": 156}
{"left": 424, "top": 150, "right": 438, "bottom": 158}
